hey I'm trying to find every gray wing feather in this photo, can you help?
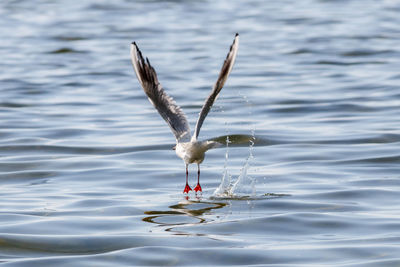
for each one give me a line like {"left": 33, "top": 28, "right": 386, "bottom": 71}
{"left": 192, "top": 33, "right": 239, "bottom": 141}
{"left": 130, "top": 42, "right": 191, "bottom": 142}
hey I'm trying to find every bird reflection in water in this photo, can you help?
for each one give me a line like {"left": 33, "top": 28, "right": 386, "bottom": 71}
{"left": 142, "top": 193, "right": 288, "bottom": 235}
{"left": 142, "top": 200, "right": 227, "bottom": 234}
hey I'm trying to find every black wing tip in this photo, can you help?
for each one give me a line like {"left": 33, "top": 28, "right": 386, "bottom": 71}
{"left": 132, "top": 42, "right": 141, "bottom": 53}
{"left": 226, "top": 33, "right": 239, "bottom": 58}
{"left": 146, "top": 57, "right": 152, "bottom": 66}
{"left": 131, "top": 42, "right": 148, "bottom": 71}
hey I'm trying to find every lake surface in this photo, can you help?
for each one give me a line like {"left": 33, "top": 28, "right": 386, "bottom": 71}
{"left": 1, "top": 0, "right": 400, "bottom": 266}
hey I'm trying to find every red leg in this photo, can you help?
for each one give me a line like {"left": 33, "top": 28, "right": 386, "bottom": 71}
{"left": 194, "top": 164, "right": 202, "bottom": 192}
{"left": 183, "top": 164, "right": 192, "bottom": 194}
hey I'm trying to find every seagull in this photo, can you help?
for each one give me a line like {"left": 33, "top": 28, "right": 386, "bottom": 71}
{"left": 130, "top": 33, "right": 239, "bottom": 193}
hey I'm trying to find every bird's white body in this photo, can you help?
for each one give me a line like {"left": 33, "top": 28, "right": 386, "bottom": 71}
{"left": 175, "top": 141, "right": 218, "bottom": 165}
{"left": 130, "top": 33, "right": 239, "bottom": 193}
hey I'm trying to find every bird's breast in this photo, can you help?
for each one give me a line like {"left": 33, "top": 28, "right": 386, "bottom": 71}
{"left": 175, "top": 142, "right": 206, "bottom": 164}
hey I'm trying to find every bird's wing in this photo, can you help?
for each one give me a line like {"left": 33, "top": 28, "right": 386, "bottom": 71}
{"left": 130, "top": 42, "right": 191, "bottom": 142}
{"left": 192, "top": 33, "right": 239, "bottom": 142}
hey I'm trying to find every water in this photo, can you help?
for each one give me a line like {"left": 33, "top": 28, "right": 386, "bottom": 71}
{"left": 1, "top": 0, "right": 400, "bottom": 266}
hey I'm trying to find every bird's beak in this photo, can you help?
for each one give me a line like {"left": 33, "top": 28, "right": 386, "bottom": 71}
{"left": 172, "top": 145, "right": 176, "bottom": 150}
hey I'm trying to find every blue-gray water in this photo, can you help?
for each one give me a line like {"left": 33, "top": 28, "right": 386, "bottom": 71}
{"left": 1, "top": 0, "right": 400, "bottom": 266}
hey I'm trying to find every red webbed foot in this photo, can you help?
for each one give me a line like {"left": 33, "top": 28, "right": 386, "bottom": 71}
{"left": 183, "top": 184, "right": 192, "bottom": 194}
{"left": 194, "top": 183, "right": 202, "bottom": 193}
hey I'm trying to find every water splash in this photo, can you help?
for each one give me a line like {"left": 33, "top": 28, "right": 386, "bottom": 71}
{"left": 214, "top": 124, "right": 232, "bottom": 196}
{"left": 230, "top": 136, "right": 256, "bottom": 196}
{"left": 213, "top": 95, "right": 257, "bottom": 199}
